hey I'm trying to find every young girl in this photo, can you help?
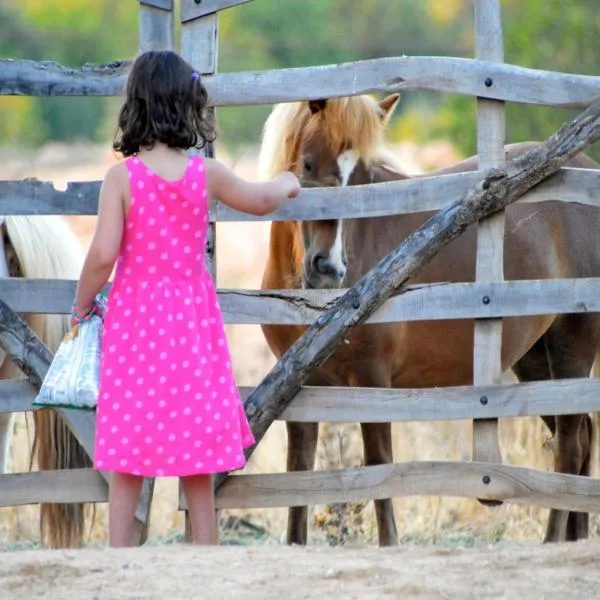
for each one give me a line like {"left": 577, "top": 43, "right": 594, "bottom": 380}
{"left": 73, "top": 50, "right": 300, "bottom": 547}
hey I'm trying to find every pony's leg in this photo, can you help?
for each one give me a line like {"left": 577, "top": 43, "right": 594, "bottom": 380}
{"left": 286, "top": 421, "right": 319, "bottom": 545}
{"left": 360, "top": 422, "right": 397, "bottom": 546}
{"left": 0, "top": 412, "right": 14, "bottom": 474}
{"left": 564, "top": 414, "right": 591, "bottom": 540}
{"left": 543, "top": 413, "right": 590, "bottom": 542}
{"left": 515, "top": 319, "right": 596, "bottom": 543}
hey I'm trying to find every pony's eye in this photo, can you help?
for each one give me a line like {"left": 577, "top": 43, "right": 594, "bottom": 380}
{"left": 303, "top": 158, "right": 313, "bottom": 173}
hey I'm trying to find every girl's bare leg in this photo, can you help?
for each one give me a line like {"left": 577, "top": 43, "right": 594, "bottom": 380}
{"left": 108, "top": 472, "right": 144, "bottom": 547}
{"left": 181, "top": 474, "right": 218, "bottom": 545}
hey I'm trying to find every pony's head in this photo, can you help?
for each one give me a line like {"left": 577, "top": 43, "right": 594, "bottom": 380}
{"left": 259, "top": 94, "right": 403, "bottom": 289}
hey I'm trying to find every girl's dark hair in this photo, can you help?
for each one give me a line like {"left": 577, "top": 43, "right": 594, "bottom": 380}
{"left": 113, "top": 50, "right": 216, "bottom": 157}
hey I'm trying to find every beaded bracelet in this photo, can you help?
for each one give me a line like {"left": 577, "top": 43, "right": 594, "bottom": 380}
{"left": 71, "top": 302, "right": 101, "bottom": 326}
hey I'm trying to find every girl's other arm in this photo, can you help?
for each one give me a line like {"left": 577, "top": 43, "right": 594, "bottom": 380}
{"left": 73, "top": 163, "right": 127, "bottom": 318}
{"left": 205, "top": 159, "right": 300, "bottom": 216}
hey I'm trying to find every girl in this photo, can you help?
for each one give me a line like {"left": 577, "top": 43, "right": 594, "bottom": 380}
{"left": 73, "top": 50, "right": 300, "bottom": 547}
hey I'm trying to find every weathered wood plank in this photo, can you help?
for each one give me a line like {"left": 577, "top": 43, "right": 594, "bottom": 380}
{"left": 5, "top": 377, "right": 600, "bottom": 423}
{"left": 180, "top": 4, "right": 220, "bottom": 542}
{"left": 210, "top": 462, "right": 600, "bottom": 513}
{"left": 181, "top": 11, "right": 218, "bottom": 75}
{"left": 5, "top": 277, "right": 600, "bottom": 324}
{"left": 134, "top": 0, "right": 175, "bottom": 545}
{"left": 0, "top": 379, "right": 36, "bottom": 413}
{"left": 0, "top": 468, "right": 107, "bottom": 507}
{"left": 265, "top": 378, "right": 600, "bottom": 423}
{"left": 1, "top": 166, "right": 598, "bottom": 219}
{"left": 181, "top": 0, "right": 253, "bottom": 22}
{"left": 139, "top": 3, "right": 174, "bottom": 52}
{"left": 213, "top": 98, "right": 600, "bottom": 492}
{"left": 2, "top": 57, "right": 600, "bottom": 108}
{"left": 473, "top": 0, "right": 505, "bottom": 465}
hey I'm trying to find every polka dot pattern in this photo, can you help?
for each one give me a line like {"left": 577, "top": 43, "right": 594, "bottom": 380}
{"left": 94, "top": 155, "right": 255, "bottom": 477}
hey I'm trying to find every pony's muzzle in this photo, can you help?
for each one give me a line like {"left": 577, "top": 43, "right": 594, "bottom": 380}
{"left": 305, "top": 253, "right": 346, "bottom": 289}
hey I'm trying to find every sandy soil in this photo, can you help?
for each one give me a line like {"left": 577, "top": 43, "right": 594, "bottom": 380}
{"left": 2, "top": 540, "right": 600, "bottom": 599}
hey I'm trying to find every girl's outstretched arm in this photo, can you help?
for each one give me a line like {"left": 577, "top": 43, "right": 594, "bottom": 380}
{"left": 73, "top": 163, "right": 127, "bottom": 319}
{"left": 206, "top": 158, "right": 300, "bottom": 216}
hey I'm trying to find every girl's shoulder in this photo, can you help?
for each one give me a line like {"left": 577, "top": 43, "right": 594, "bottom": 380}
{"left": 104, "top": 160, "right": 130, "bottom": 189}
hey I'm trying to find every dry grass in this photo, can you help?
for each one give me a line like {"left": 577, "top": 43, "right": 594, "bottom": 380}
{"left": 1, "top": 140, "right": 596, "bottom": 550}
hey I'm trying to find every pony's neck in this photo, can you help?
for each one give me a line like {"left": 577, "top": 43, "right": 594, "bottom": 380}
{"left": 371, "top": 162, "right": 410, "bottom": 183}
{"left": 262, "top": 221, "right": 304, "bottom": 290}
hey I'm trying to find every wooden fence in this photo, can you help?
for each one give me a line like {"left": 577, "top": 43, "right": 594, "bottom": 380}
{"left": 2, "top": 0, "right": 600, "bottom": 537}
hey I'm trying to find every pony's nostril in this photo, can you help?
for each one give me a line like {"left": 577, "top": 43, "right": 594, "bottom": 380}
{"left": 312, "top": 255, "right": 345, "bottom": 279}
{"left": 314, "top": 255, "right": 330, "bottom": 275}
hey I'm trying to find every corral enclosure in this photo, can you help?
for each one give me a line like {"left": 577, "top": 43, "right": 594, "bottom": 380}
{"left": 1, "top": 0, "right": 600, "bottom": 550}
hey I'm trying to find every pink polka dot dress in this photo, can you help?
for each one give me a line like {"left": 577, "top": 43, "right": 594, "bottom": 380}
{"left": 94, "top": 155, "right": 255, "bottom": 477}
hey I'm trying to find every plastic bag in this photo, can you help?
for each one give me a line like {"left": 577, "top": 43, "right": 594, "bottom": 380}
{"left": 33, "top": 293, "right": 107, "bottom": 411}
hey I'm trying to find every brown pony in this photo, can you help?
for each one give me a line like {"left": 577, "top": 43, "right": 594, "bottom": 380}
{"left": 259, "top": 93, "right": 600, "bottom": 546}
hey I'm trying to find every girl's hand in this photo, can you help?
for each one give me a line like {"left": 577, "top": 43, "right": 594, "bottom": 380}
{"left": 279, "top": 171, "right": 301, "bottom": 199}
{"left": 71, "top": 303, "right": 95, "bottom": 328}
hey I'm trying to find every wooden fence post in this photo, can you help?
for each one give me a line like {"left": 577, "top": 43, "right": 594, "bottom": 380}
{"left": 131, "top": 0, "right": 176, "bottom": 545}
{"left": 179, "top": 0, "right": 219, "bottom": 542}
{"left": 139, "top": 0, "right": 174, "bottom": 52}
{"left": 472, "top": 0, "right": 505, "bottom": 471}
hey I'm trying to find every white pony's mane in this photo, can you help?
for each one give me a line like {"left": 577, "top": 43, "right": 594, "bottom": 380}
{"left": 5, "top": 216, "right": 84, "bottom": 353}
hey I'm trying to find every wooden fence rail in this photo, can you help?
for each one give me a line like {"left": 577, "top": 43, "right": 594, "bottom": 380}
{"left": 4, "top": 377, "right": 600, "bottom": 424}
{"left": 4, "top": 276, "right": 600, "bottom": 323}
{"left": 2, "top": 56, "right": 600, "bottom": 108}
{"left": 1, "top": 167, "right": 599, "bottom": 218}
{"left": 5, "top": 461, "right": 600, "bottom": 515}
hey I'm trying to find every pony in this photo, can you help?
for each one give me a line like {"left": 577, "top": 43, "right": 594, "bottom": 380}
{"left": 0, "top": 215, "right": 92, "bottom": 548}
{"left": 259, "top": 93, "right": 600, "bottom": 546}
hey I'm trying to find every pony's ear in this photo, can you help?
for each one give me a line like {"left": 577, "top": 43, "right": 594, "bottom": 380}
{"left": 379, "top": 94, "right": 401, "bottom": 123}
{"left": 308, "top": 99, "right": 327, "bottom": 114}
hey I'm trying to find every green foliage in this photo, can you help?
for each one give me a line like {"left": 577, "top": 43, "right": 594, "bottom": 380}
{"left": 390, "top": 0, "right": 600, "bottom": 161}
{"left": 0, "top": 0, "right": 137, "bottom": 147}
{"left": 1, "top": 0, "right": 598, "bottom": 158}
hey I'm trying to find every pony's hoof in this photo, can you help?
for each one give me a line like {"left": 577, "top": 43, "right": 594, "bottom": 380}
{"left": 477, "top": 498, "right": 504, "bottom": 507}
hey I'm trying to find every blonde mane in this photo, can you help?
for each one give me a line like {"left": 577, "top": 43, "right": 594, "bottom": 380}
{"left": 5, "top": 215, "right": 84, "bottom": 352}
{"left": 258, "top": 95, "right": 404, "bottom": 181}
{"left": 1, "top": 215, "right": 91, "bottom": 548}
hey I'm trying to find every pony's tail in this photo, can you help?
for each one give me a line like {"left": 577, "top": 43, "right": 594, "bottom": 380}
{"left": 6, "top": 216, "right": 93, "bottom": 548}
{"left": 590, "top": 349, "right": 600, "bottom": 480}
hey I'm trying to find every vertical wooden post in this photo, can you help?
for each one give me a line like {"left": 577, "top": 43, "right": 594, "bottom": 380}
{"left": 131, "top": 0, "right": 176, "bottom": 545}
{"left": 179, "top": 0, "right": 220, "bottom": 541}
{"left": 472, "top": 0, "right": 505, "bottom": 466}
{"left": 139, "top": 0, "right": 174, "bottom": 52}
{"left": 180, "top": 1, "right": 218, "bottom": 278}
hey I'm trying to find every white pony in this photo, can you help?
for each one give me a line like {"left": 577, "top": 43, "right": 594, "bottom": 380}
{"left": 0, "top": 215, "right": 91, "bottom": 548}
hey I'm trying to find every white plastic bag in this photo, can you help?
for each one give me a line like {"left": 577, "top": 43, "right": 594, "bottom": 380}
{"left": 33, "top": 294, "right": 107, "bottom": 411}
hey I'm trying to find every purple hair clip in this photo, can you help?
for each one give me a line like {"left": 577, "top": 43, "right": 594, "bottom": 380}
{"left": 192, "top": 72, "right": 200, "bottom": 80}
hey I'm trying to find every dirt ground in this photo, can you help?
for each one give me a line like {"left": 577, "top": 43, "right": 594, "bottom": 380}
{"left": 2, "top": 540, "right": 600, "bottom": 599}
